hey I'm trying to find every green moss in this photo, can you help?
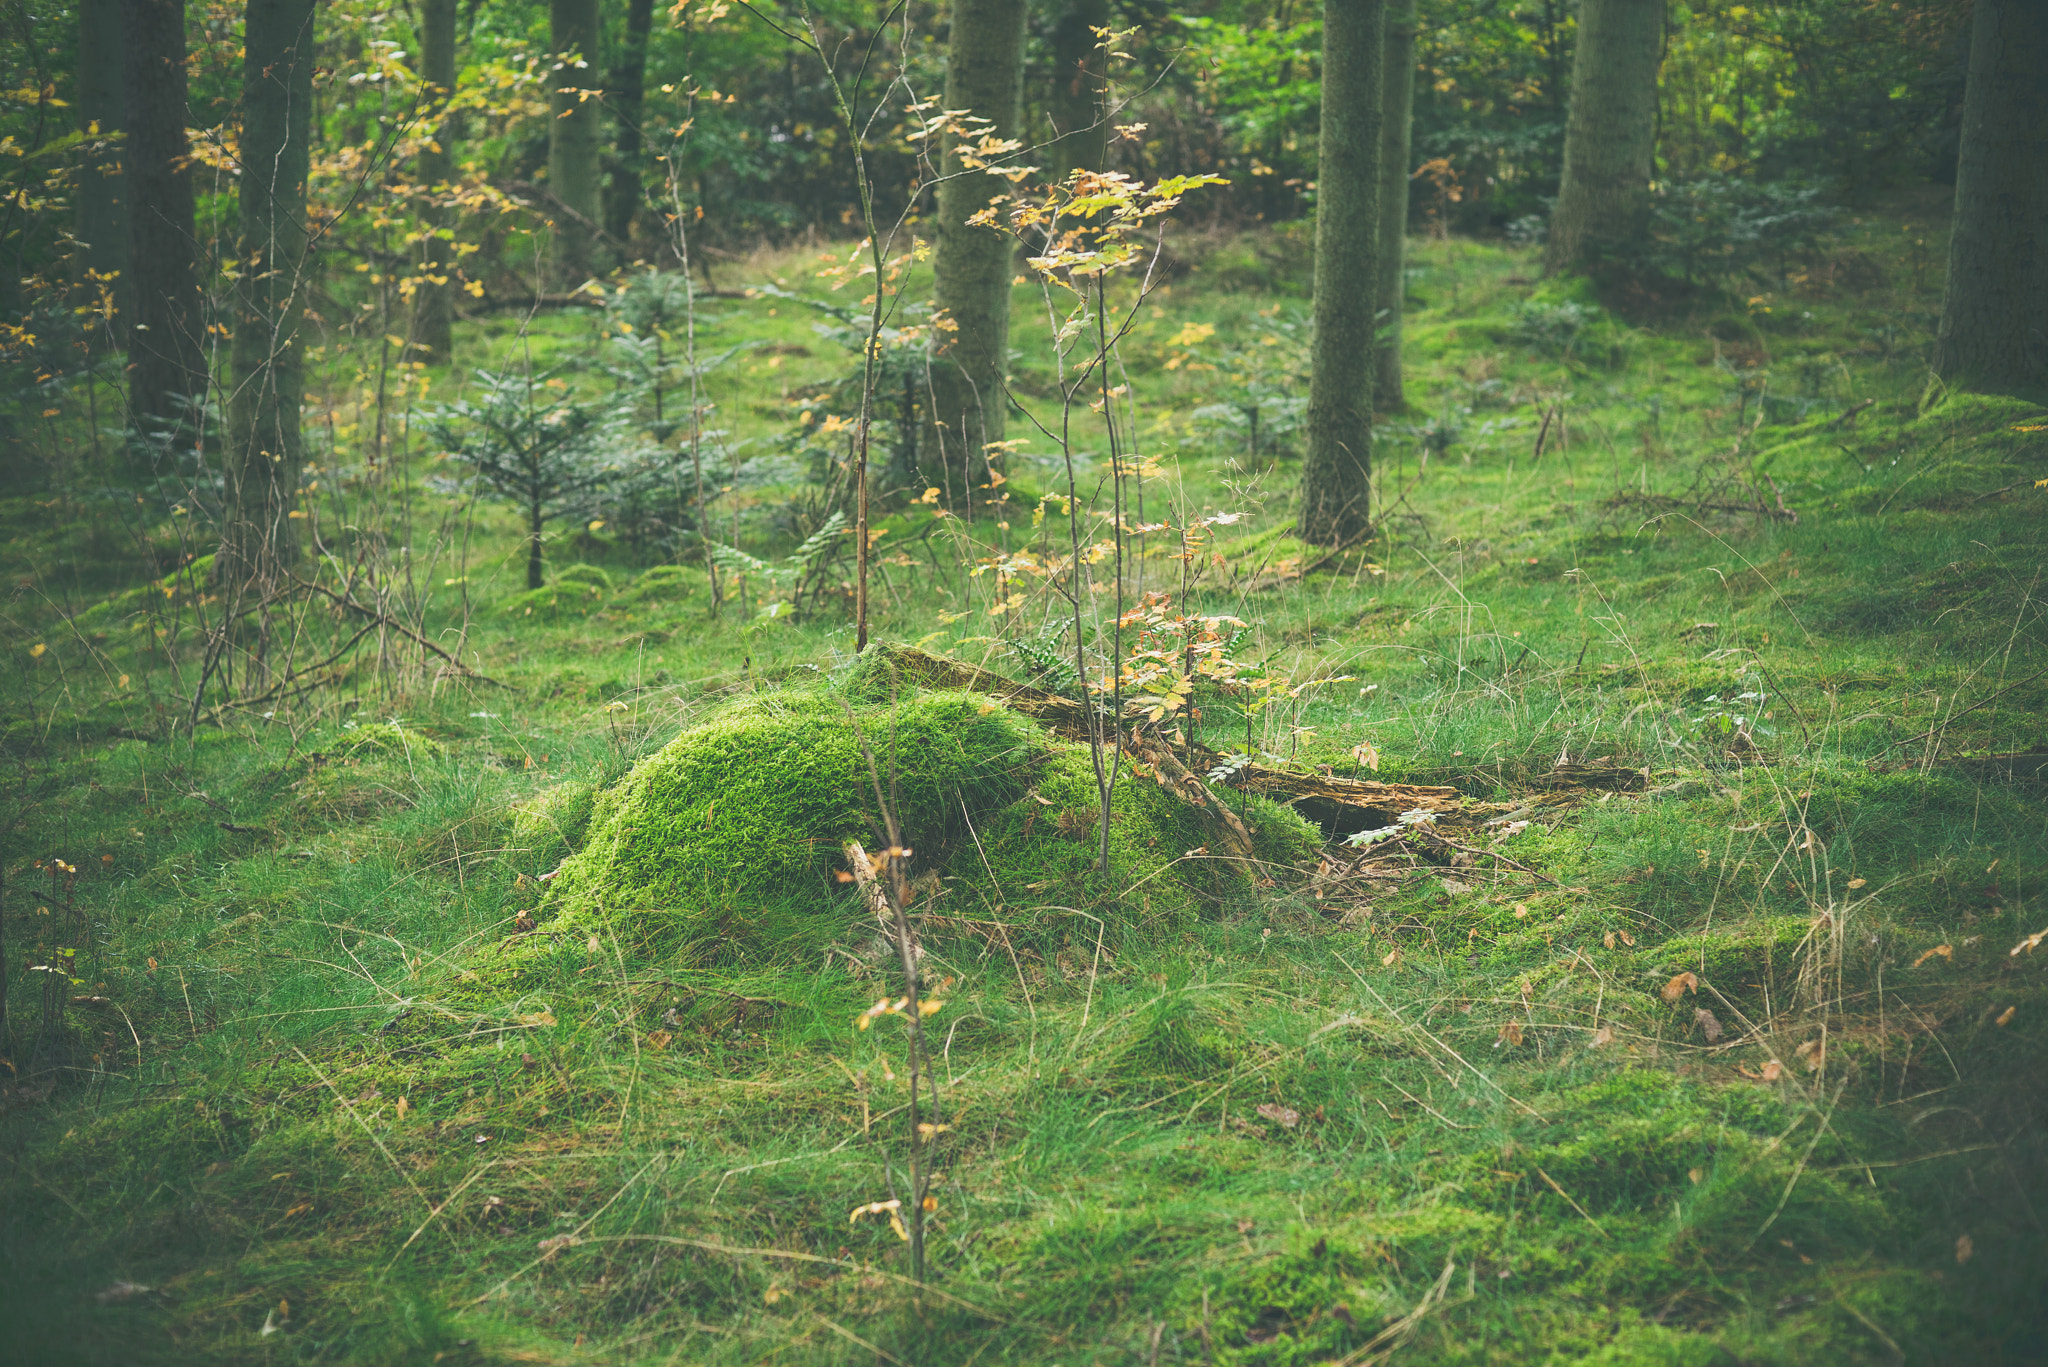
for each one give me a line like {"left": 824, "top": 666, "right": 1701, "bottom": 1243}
{"left": 508, "top": 780, "right": 599, "bottom": 868}
{"left": 552, "top": 562, "right": 615, "bottom": 593}
{"left": 330, "top": 718, "right": 446, "bottom": 761}
{"left": 605, "top": 563, "right": 702, "bottom": 616}
{"left": 516, "top": 687, "right": 1044, "bottom": 964}
{"left": 950, "top": 744, "right": 1231, "bottom": 923}
{"left": 1653, "top": 914, "right": 1816, "bottom": 1006}
{"left": 499, "top": 581, "right": 605, "bottom": 620}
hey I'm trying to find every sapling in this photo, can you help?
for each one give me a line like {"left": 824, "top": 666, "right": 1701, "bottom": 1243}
{"left": 423, "top": 370, "right": 629, "bottom": 589}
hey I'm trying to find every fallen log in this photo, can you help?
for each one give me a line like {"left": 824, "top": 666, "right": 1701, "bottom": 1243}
{"left": 869, "top": 645, "right": 1504, "bottom": 836}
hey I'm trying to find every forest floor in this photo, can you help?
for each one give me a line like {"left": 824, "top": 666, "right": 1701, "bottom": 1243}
{"left": 1, "top": 191, "right": 2045, "bottom": 1366}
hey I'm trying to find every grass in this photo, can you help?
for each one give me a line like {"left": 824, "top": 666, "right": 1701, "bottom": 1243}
{"left": 1, "top": 189, "right": 2045, "bottom": 1365}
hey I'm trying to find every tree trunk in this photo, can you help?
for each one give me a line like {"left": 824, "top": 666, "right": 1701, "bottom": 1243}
{"left": 1297, "top": 0, "right": 1383, "bottom": 548}
{"left": 221, "top": 0, "right": 316, "bottom": 589}
{"left": 528, "top": 496, "right": 546, "bottom": 589}
{"left": 414, "top": 0, "right": 457, "bottom": 362}
{"left": 1373, "top": 0, "right": 1416, "bottom": 411}
{"left": 1045, "top": 0, "right": 1109, "bottom": 181}
{"left": 604, "top": 0, "right": 655, "bottom": 245}
{"left": 548, "top": 0, "right": 603, "bottom": 286}
{"left": 121, "top": 0, "right": 207, "bottom": 450}
{"left": 76, "top": 0, "right": 129, "bottom": 337}
{"left": 1542, "top": 0, "right": 1663, "bottom": 275}
{"left": 1933, "top": 0, "right": 2048, "bottom": 395}
{"left": 925, "top": 0, "right": 1027, "bottom": 498}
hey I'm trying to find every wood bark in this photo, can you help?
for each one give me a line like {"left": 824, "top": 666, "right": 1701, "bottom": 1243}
{"left": 1297, "top": 0, "right": 1383, "bottom": 548}
{"left": 1933, "top": 0, "right": 2048, "bottom": 395}
{"left": 414, "top": 0, "right": 458, "bottom": 361}
{"left": 871, "top": 646, "right": 1499, "bottom": 842}
{"left": 604, "top": 0, "right": 656, "bottom": 245}
{"left": 1373, "top": 0, "right": 1416, "bottom": 410}
{"left": 121, "top": 0, "right": 207, "bottom": 447}
{"left": 75, "top": 0, "right": 129, "bottom": 335}
{"left": 1045, "top": 0, "right": 1109, "bottom": 181}
{"left": 1542, "top": 0, "right": 1663, "bottom": 275}
{"left": 221, "top": 0, "right": 316, "bottom": 587}
{"left": 548, "top": 0, "right": 603, "bottom": 286}
{"left": 925, "top": 0, "right": 1027, "bottom": 497}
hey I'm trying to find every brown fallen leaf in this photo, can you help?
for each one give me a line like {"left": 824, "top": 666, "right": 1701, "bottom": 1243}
{"left": 1662, "top": 971, "right": 1700, "bottom": 1003}
{"left": 645, "top": 1029, "right": 673, "bottom": 1051}
{"left": 1500, "top": 1020, "right": 1525, "bottom": 1047}
{"left": 1695, "top": 1008, "right": 1723, "bottom": 1043}
{"left": 1590, "top": 1025, "right": 1616, "bottom": 1048}
{"left": 1761, "top": 1059, "right": 1785, "bottom": 1082}
{"left": 1382, "top": 947, "right": 1401, "bottom": 967}
{"left": 1955, "top": 1233, "right": 1974, "bottom": 1265}
{"left": 1995, "top": 1005, "right": 2016, "bottom": 1027}
{"left": 512, "top": 909, "right": 536, "bottom": 933}
{"left": 1847, "top": 877, "right": 1867, "bottom": 889}
{"left": 1604, "top": 931, "right": 1616, "bottom": 949}
{"left": 1255, "top": 1103, "right": 1301, "bottom": 1128}
{"left": 394, "top": 1096, "right": 411, "bottom": 1121}
{"left": 1795, "top": 1039, "right": 1826, "bottom": 1071}
{"left": 1910, "top": 944, "right": 1953, "bottom": 968}
{"left": 517, "top": 1011, "right": 556, "bottom": 1028}
{"left": 1618, "top": 929, "right": 1636, "bottom": 946}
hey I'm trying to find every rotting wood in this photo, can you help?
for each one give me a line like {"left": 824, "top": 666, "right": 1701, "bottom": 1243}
{"left": 870, "top": 646, "right": 1514, "bottom": 838}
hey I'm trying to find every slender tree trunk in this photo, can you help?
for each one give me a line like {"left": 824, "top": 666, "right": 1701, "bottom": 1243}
{"left": 121, "top": 0, "right": 207, "bottom": 449}
{"left": 925, "top": 0, "right": 1027, "bottom": 498}
{"left": 1046, "top": 0, "right": 1108, "bottom": 181}
{"left": 605, "top": 0, "right": 655, "bottom": 245}
{"left": 528, "top": 496, "right": 546, "bottom": 589}
{"left": 548, "top": 0, "right": 603, "bottom": 286}
{"left": 415, "top": 0, "right": 457, "bottom": 361}
{"left": 1297, "top": 0, "right": 1383, "bottom": 548}
{"left": 1933, "top": 0, "right": 2048, "bottom": 395}
{"left": 1543, "top": 0, "right": 1663, "bottom": 275}
{"left": 76, "top": 0, "right": 129, "bottom": 337}
{"left": 221, "top": 0, "right": 316, "bottom": 589}
{"left": 1373, "top": 0, "right": 1416, "bottom": 411}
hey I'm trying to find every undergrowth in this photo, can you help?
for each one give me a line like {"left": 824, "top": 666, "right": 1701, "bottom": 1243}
{"left": 2, "top": 204, "right": 2045, "bottom": 1365}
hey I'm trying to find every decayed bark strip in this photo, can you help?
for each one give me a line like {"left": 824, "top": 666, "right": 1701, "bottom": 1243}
{"left": 871, "top": 646, "right": 1503, "bottom": 841}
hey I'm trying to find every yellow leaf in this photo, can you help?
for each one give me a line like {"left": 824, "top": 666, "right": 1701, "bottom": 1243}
{"left": 394, "top": 1096, "right": 411, "bottom": 1120}
{"left": 1910, "top": 944, "right": 1953, "bottom": 969}
{"left": 517, "top": 1011, "right": 556, "bottom": 1028}
{"left": 1846, "top": 877, "right": 1867, "bottom": 889}
{"left": 646, "top": 1029, "right": 672, "bottom": 1050}
{"left": 1381, "top": 947, "right": 1400, "bottom": 967}
{"left": 918, "top": 998, "right": 944, "bottom": 1017}
{"left": 28, "top": 643, "right": 44, "bottom": 658}
{"left": 1996, "top": 1005, "right": 2016, "bottom": 1027}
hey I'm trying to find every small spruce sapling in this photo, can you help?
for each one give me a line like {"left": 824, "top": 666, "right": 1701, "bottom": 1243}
{"left": 424, "top": 370, "right": 629, "bottom": 589}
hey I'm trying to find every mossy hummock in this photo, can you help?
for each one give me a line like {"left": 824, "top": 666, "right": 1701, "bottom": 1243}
{"left": 498, "top": 672, "right": 1322, "bottom": 969}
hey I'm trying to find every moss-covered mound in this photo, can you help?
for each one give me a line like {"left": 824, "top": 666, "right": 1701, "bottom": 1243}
{"left": 490, "top": 668, "right": 1322, "bottom": 972}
